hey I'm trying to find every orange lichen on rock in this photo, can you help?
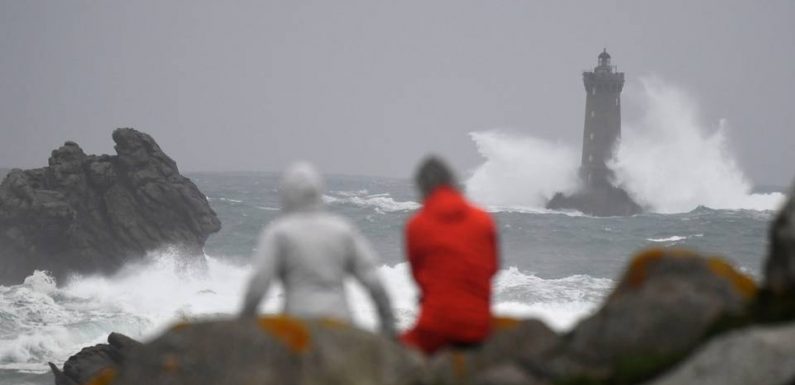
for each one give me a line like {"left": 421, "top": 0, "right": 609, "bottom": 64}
{"left": 616, "top": 248, "right": 757, "bottom": 300}
{"left": 161, "top": 353, "right": 180, "bottom": 373}
{"left": 450, "top": 351, "right": 469, "bottom": 379}
{"left": 620, "top": 248, "right": 668, "bottom": 291}
{"left": 706, "top": 257, "right": 757, "bottom": 300}
{"left": 258, "top": 315, "right": 312, "bottom": 353}
{"left": 169, "top": 322, "right": 190, "bottom": 332}
{"left": 86, "top": 368, "right": 117, "bottom": 385}
{"left": 491, "top": 316, "right": 521, "bottom": 332}
{"left": 319, "top": 317, "right": 350, "bottom": 330}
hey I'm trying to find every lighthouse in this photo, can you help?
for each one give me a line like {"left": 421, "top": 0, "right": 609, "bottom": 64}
{"left": 581, "top": 49, "right": 624, "bottom": 189}
{"left": 546, "top": 50, "right": 641, "bottom": 216}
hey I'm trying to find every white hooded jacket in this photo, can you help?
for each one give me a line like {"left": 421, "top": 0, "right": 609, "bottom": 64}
{"left": 240, "top": 163, "right": 396, "bottom": 336}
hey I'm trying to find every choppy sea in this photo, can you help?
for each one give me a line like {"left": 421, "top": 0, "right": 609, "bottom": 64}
{"left": 0, "top": 170, "right": 787, "bottom": 385}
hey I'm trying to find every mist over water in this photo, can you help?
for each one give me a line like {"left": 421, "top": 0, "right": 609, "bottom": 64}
{"left": 466, "top": 77, "right": 786, "bottom": 213}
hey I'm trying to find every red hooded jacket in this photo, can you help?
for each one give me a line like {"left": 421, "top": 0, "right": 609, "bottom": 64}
{"left": 404, "top": 186, "right": 498, "bottom": 345}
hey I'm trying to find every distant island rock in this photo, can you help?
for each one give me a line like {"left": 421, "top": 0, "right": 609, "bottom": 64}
{"left": 547, "top": 183, "right": 642, "bottom": 217}
{"left": 0, "top": 128, "right": 221, "bottom": 284}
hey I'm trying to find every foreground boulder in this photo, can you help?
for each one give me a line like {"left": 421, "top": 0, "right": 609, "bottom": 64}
{"left": 423, "top": 318, "right": 559, "bottom": 385}
{"left": 645, "top": 323, "right": 795, "bottom": 385}
{"left": 87, "top": 317, "right": 421, "bottom": 385}
{"left": 0, "top": 128, "right": 221, "bottom": 284}
{"left": 550, "top": 248, "right": 756, "bottom": 383}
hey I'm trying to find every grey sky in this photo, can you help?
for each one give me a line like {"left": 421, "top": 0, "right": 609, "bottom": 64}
{"left": 1, "top": 1, "right": 793, "bottom": 185}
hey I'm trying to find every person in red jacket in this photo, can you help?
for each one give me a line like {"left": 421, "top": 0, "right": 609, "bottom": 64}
{"left": 401, "top": 156, "right": 499, "bottom": 354}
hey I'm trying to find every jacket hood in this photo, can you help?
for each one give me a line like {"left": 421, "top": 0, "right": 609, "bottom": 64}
{"left": 423, "top": 186, "right": 468, "bottom": 221}
{"left": 280, "top": 162, "right": 324, "bottom": 212}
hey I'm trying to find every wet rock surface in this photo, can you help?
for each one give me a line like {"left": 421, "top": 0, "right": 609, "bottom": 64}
{"left": 546, "top": 184, "right": 642, "bottom": 217}
{"left": 0, "top": 128, "right": 221, "bottom": 284}
{"left": 765, "top": 181, "right": 795, "bottom": 296}
{"left": 50, "top": 332, "right": 140, "bottom": 385}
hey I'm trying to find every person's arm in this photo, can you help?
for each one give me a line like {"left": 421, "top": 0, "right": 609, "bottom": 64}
{"left": 489, "top": 216, "right": 500, "bottom": 276}
{"left": 240, "top": 227, "right": 280, "bottom": 318}
{"left": 405, "top": 218, "right": 422, "bottom": 282}
{"left": 348, "top": 229, "right": 397, "bottom": 338}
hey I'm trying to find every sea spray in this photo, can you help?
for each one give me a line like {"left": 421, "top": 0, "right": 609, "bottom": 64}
{"left": 612, "top": 77, "right": 785, "bottom": 213}
{"left": 466, "top": 131, "right": 580, "bottom": 209}
{"left": 465, "top": 77, "right": 785, "bottom": 213}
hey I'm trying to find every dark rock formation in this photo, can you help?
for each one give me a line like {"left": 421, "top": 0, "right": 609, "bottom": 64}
{"left": 765, "top": 181, "right": 795, "bottom": 296}
{"left": 0, "top": 128, "right": 221, "bottom": 284}
{"left": 50, "top": 332, "right": 141, "bottom": 385}
{"left": 547, "top": 183, "right": 642, "bottom": 217}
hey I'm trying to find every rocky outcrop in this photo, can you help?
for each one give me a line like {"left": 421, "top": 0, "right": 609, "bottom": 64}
{"left": 0, "top": 128, "right": 221, "bottom": 284}
{"left": 547, "top": 183, "right": 642, "bottom": 217}
{"left": 645, "top": 323, "right": 795, "bottom": 385}
{"left": 49, "top": 333, "right": 141, "bottom": 385}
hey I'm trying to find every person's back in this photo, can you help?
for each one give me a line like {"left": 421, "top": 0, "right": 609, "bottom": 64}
{"left": 267, "top": 211, "right": 368, "bottom": 320}
{"left": 240, "top": 162, "right": 395, "bottom": 335}
{"left": 402, "top": 157, "right": 498, "bottom": 354}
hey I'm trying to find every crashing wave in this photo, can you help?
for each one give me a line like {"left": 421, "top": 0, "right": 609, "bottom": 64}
{"left": 0, "top": 254, "right": 608, "bottom": 372}
{"left": 465, "top": 77, "right": 786, "bottom": 214}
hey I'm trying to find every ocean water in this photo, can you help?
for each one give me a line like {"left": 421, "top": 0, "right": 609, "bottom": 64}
{"left": 0, "top": 79, "right": 790, "bottom": 384}
{"left": 0, "top": 171, "right": 785, "bottom": 385}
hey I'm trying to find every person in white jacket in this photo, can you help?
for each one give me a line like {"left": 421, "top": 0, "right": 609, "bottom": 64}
{"left": 239, "top": 162, "right": 396, "bottom": 337}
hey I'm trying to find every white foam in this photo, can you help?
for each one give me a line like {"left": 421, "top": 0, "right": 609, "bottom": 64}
{"left": 648, "top": 236, "right": 687, "bottom": 242}
{"left": 255, "top": 206, "right": 279, "bottom": 211}
{"left": 646, "top": 234, "right": 704, "bottom": 243}
{"left": 324, "top": 192, "right": 420, "bottom": 213}
{"left": 0, "top": 255, "right": 609, "bottom": 372}
{"left": 208, "top": 197, "right": 244, "bottom": 204}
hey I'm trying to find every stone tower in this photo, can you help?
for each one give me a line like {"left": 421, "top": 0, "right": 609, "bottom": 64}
{"left": 580, "top": 49, "right": 624, "bottom": 188}
{"left": 546, "top": 50, "right": 641, "bottom": 216}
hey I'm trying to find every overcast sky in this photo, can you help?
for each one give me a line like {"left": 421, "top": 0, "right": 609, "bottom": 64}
{"left": 1, "top": 1, "right": 793, "bottom": 185}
